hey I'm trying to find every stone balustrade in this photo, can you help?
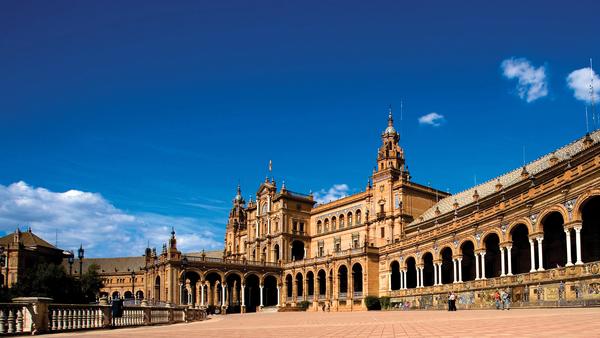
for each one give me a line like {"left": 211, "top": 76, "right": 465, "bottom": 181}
{"left": 0, "top": 297, "right": 207, "bottom": 335}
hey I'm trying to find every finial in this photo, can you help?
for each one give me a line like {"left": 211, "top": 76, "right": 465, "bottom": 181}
{"left": 388, "top": 104, "right": 393, "bottom": 126}
{"left": 281, "top": 180, "right": 286, "bottom": 191}
{"left": 171, "top": 227, "right": 175, "bottom": 237}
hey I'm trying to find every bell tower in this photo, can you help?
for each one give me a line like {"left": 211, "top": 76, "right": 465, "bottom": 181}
{"left": 376, "top": 106, "right": 405, "bottom": 173}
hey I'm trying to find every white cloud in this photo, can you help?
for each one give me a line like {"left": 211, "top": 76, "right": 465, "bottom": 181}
{"left": 0, "top": 181, "right": 223, "bottom": 257}
{"left": 314, "top": 184, "right": 349, "bottom": 204}
{"left": 418, "top": 112, "right": 445, "bottom": 126}
{"left": 501, "top": 57, "right": 548, "bottom": 102}
{"left": 567, "top": 67, "right": 600, "bottom": 103}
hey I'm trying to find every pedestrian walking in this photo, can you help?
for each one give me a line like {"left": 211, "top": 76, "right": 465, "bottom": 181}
{"left": 449, "top": 292, "right": 457, "bottom": 311}
{"left": 494, "top": 290, "right": 501, "bottom": 309}
{"left": 501, "top": 289, "right": 511, "bottom": 310}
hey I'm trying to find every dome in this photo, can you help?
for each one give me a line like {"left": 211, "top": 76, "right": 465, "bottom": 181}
{"left": 384, "top": 125, "right": 396, "bottom": 134}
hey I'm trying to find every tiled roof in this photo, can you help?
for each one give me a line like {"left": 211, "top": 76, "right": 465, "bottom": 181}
{"left": 0, "top": 229, "right": 60, "bottom": 250}
{"left": 409, "top": 131, "right": 599, "bottom": 226}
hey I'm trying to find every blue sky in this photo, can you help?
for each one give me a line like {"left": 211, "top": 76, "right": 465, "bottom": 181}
{"left": 1, "top": 1, "right": 599, "bottom": 257}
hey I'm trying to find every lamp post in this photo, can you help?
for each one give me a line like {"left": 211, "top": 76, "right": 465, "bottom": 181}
{"left": 68, "top": 250, "right": 74, "bottom": 275}
{"left": 78, "top": 244, "right": 84, "bottom": 278}
{"left": 181, "top": 256, "right": 188, "bottom": 305}
{"left": 131, "top": 270, "right": 136, "bottom": 302}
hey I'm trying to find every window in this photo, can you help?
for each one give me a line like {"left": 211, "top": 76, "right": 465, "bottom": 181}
{"left": 293, "top": 221, "right": 298, "bottom": 232}
{"left": 331, "top": 216, "right": 337, "bottom": 230}
{"left": 380, "top": 227, "right": 385, "bottom": 238}
{"left": 324, "top": 219, "right": 329, "bottom": 232}
{"left": 299, "top": 222, "right": 305, "bottom": 233}
{"left": 339, "top": 215, "right": 345, "bottom": 228}
{"left": 317, "top": 220, "right": 322, "bottom": 233}
{"left": 352, "top": 233, "right": 360, "bottom": 248}
{"left": 318, "top": 241, "right": 325, "bottom": 257}
{"left": 356, "top": 210, "right": 361, "bottom": 224}
{"left": 347, "top": 212, "right": 353, "bottom": 226}
{"left": 334, "top": 237, "right": 341, "bottom": 252}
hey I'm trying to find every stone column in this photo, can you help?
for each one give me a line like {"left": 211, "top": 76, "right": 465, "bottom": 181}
{"left": 433, "top": 263, "right": 438, "bottom": 286}
{"left": 457, "top": 258, "right": 463, "bottom": 282}
{"left": 222, "top": 283, "right": 227, "bottom": 307}
{"left": 480, "top": 252, "right": 487, "bottom": 279}
{"left": 574, "top": 226, "right": 583, "bottom": 265}
{"left": 419, "top": 267, "right": 424, "bottom": 288}
{"left": 241, "top": 284, "right": 245, "bottom": 307}
{"left": 201, "top": 283, "right": 205, "bottom": 306}
{"left": 475, "top": 253, "right": 480, "bottom": 280}
{"left": 259, "top": 285, "right": 264, "bottom": 308}
{"left": 276, "top": 286, "right": 281, "bottom": 307}
{"left": 399, "top": 270, "right": 403, "bottom": 289}
{"left": 500, "top": 247, "right": 506, "bottom": 276}
{"left": 536, "top": 237, "right": 544, "bottom": 271}
{"left": 402, "top": 269, "right": 407, "bottom": 289}
{"left": 452, "top": 259, "right": 457, "bottom": 283}
{"left": 529, "top": 239, "right": 536, "bottom": 272}
{"left": 564, "top": 228, "right": 573, "bottom": 266}
{"left": 507, "top": 246, "right": 513, "bottom": 276}
{"left": 438, "top": 263, "right": 443, "bottom": 285}
{"left": 388, "top": 272, "right": 392, "bottom": 291}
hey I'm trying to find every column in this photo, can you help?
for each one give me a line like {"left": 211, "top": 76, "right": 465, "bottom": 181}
{"left": 276, "top": 286, "right": 280, "bottom": 307}
{"left": 402, "top": 269, "right": 407, "bottom": 289}
{"left": 415, "top": 266, "right": 420, "bottom": 288}
{"left": 536, "top": 237, "right": 544, "bottom": 271}
{"left": 221, "top": 284, "right": 226, "bottom": 307}
{"left": 457, "top": 258, "right": 463, "bottom": 282}
{"left": 201, "top": 284, "right": 205, "bottom": 306}
{"left": 439, "top": 263, "right": 443, "bottom": 284}
{"left": 388, "top": 272, "right": 392, "bottom": 291}
{"left": 500, "top": 247, "right": 506, "bottom": 276}
{"left": 452, "top": 259, "right": 457, "bottom": 283}
{"left": 399, "top": 270, "right": 404, "bottom": 289}
{"left": 574, "top": 226, "right": 583, "bottom": 265}
{"left": 564, "top": 229, "right": 573, "bottom": 266}
{"left": 419, "top": 267, "right": 424, "bottom": 288}
{"left": 433, "top": 263, "right": 438, "bottom": 286}
{"left": 529, "top": 239, "right": 536, "bottom": 272}
{"left": 241, "top": 284, "right": 245, "bottom": 307}
{"left": 507, "top": 246, "right": 513, "bottom": 275}
{"left": 480, "top": 252, "right": 486, "bottom": 279}
{"left": 259, "top": 285, "right": 264, "bottom": 307}
{"left": 475, "top": 253, "right": 480, "bottom": 280}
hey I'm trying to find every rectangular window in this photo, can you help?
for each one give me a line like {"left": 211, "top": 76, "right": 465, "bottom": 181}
{"left": 380, "top": 227, "right": 385, "bottom": 238}
{"left": 334, "top": 237, "right": 341, "bottom": 252}
{"left": 318, "top": 240, "right": 324, "bottom": 257}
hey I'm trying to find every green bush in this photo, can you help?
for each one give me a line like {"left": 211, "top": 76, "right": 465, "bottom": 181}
{"left": 364, "top": 296, "right": 381, "bottom": 310}
{"left": 297, "top": 300, "right": 311, "bottom": 310}
{"left": 379, "top": 296, "right": 391, "bottom": 310}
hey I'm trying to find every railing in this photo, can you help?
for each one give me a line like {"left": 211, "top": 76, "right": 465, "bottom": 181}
{"left": 2, "top": 297, "right": 207, "bottom": 335}
{"left": 0, "top": 303, "right": 27, "bottom": 334}
{"left": 318, "top": 294, "right": 326, "bottom": 300}
{"left": 353, "top": 291, "right": 363, "bottom": 299}
{"left": 186, "top": 255, "right": 280, "bottom": 268}
{"left": 338, "top": 292, "right": 347, "bottom": 300}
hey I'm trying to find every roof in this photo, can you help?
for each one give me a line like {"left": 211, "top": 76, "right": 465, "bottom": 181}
{"left": 67, "top": 250, "right": 223, "bottom": 275}
{"left": 409, "top": 131, "right": 600, "bottom": 226}
{"left": 0, "top": 229, "right": 60, "bottom": 251}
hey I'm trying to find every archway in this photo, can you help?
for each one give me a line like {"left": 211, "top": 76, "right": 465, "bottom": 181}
{"left": 390, "top": 261, "right": 400, "bottom": 290}
{"left": 273, "top": 244, "right": 280, "bottom": 262}
{"left": 510, "top": 224, "right": 531, "bottom": 274}
{"left": 263, "top": 275, "right": 278, "bottom": 307}
{"left": 296, "top": 272, "right": 304, "bottom": 300}
{"left": 112, "top": 291, "right": 120, "bottom": 299}
{"left": 182, "top": 271, "right": 200, "bottom": 306}
{"left": 405, "top": 257, "right": 417, "bottom": 289}
{"left": 317, "top": 270, "right": 326, "bottom": 297}
{"left": 542, "top": 212, "right": 567, "bottom": 269}
{"left": 154, "top": 276, "right": 161, "bottom": 302}
{"left": 245, "top": 274, "right": 260, "bottom": 312}
{"left": 291, "top": 240, "right": 305, "bottom": 261}
{"left": 124, "top": 291, "right": 133, "bottom": 299}
{"left": 135, "top": 290, "right": 144, "bottom": 300}
{"left": 225, "top": 273, "right": 242, "bottom": 313}
{"left": 285, "top": 274, "right": 293, "bottom": 300}
{"left": 422, "top": 252, "right": 434, "bottom": 286}
{"left": 460, "top": 241, "right": 476, "bottom": 281}
{"left": 352, "top": 263, "right": 363, "bottom": 296}
{"left": 581, "top": 196, "right": 600, "bottom": 263}
{"left": 204, "top": 272, "right": 222, "bottom": 308}
{"left": 484, "top": 233, "right": 501, "bottom": 278}
{"left": 306, "top": 271, "right": 314, "bottom": 298}
{"left": 338, "top": 265, "right": 348, "bottom": 298}
{"left": 440, "top": 247, "right": 453, "bottom": 284}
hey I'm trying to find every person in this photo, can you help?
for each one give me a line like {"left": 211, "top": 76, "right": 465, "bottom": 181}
{"left": 447, "top": 292, "right": 452, "bottom": 311}
{"left": 502, "top": 289, "right": 511, "bottom": 310}
{"left": 494, "top": 290, "right": 501, "bottom": 309}
{"left": 449, "top": 292, "right": 457, "bottom": 311}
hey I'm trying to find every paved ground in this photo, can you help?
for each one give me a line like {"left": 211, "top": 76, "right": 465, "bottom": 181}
{"left": 52, "top": 308, "right": 600, "bottom": 337}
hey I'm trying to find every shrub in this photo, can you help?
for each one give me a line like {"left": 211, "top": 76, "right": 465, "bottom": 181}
{"left": 297, "top": 300, "right": 311, "bottom": 310}
{"left": 379, "top": 296, "right": 391, "bottom": 310}
{"left": 364, "top": 296, "right": 381, "bottom": 310}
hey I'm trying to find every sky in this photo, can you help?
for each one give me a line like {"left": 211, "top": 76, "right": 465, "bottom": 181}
{"left": 1, "top": 1, "right": 599, "bottom": 257}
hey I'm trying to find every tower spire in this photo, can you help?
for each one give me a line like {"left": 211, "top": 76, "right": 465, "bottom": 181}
{"left": 388, "top": 104, "right": 394, "bottom": 127}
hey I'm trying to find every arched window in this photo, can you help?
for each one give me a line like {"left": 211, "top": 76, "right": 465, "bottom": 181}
{"left": 331, "top": 216, "right": 337, "bottom": 230}
{"left": 347, "top": 212, "right": 353, "bottom": 226}
{"left": 355, "top": 210, "right": 362, "bottom": 224}
{"left": 339, "top": 215, "right": 345, "bottom": 228}
{"left": 317, "top": 220, "right": 322, "bottom": 233}
{"left": 324, "top": 219, "right": 329, "bottom": 232}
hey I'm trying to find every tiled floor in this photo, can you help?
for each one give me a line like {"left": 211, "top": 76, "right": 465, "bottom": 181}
{"left": 52, "top": 308, "right": 600, "bottom": 337}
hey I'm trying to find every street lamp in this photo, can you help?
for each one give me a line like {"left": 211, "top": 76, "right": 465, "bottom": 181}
{"left": 68, "top": 250, "right": 75, "bottom": 275}
{"left": 181, "top": 256, "right": 188, "bottom": 305}
{"left": 78, "top": 244, "right": 85, "bottom": 278}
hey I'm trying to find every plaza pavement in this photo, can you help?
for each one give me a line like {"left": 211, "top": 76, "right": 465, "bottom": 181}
{"left": 52, "top": 307, "right": 600, "bottom": 337}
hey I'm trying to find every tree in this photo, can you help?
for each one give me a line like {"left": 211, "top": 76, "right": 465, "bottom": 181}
{"left": 80, "top": 263, "right": 104, "bottom": 303}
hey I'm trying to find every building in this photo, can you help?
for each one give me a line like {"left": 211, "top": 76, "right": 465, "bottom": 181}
{"left": 146, "top": 109, "right": 600, "bottom": 312}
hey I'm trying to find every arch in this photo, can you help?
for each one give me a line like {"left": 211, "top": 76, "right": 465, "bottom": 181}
{"left": 263, "top": 275, "right": 278, "bottom": 307}
{"left": 458, "top": 236, "right": 478, "bottom": 251}
{"left": 317, "top": 220, "right": 322, "bottom": 233}
{"left": 306, "top": 271, "right": 314, "bottom": 297}
{"left": 355, "top": 210, "right": 362, "bottom": 224}
{"left": 580, "top": 195, "right": 600, "bottom": 263}
{"left": 124, "top": 291, "right": 133, "bottom": 299}
{"left": 480, "top": 229, "right": 503, "bottom": 248}
{"left": 112, "top": 291, "right": 120, "bottom": 299}
{"left": 135, "top": 290, "right": 144, "bottom": 300}
{"left": 331, "top": 216, "right": 337, "bottom": 231}
{"left": 460, "top": 240, "right": 476, "bottom": 281}
{"left": 440, "top": 247, "right": 453, "bottom": 284}
{"left": 483, "top": 232, "right": 501, "bottom": 278}
{"left": 389, "top": 261, "right": 400, "bottom": 290}
{"left": 422, "top": 252, "right": 434, "bottom": 287}
{"left": 338, "top": 265, "right": 348, "bottom": 297}
{"left": 224, "top": 270, "right": 244, "bottom": 280}
{"left": 537, "top": 205, "right": 570, "bottom": 232}
{"left": 291, "top": 240, "right": 305, "bottom": 260}
{"left": 285, "top": 274, "right": 293, "bottom": 299}
{"left": 273, "top": 244, "right": 280, "bottom": 262}
{"left": 317, "top": 269, "right": 327, "bottom": 296}
{"left": 339, "top": 214, "right": 345, "bottom": 228}
{"left": 225, "top": 272, "right": 242, "bottom": 313}
{"left": 507, "top": 218, "right": 534, "bottom": 239}
{"left": 295, "top": 272, "right": 304, "bottom": 299}
{"left": 324, "top": 218, "right": 330, "bottom": 232}
{"left": 541, "top": 211, "right": 567, "bottom": 269}
{"left": 352, "top": 263, "right": 363, "bottom": 294}
{"left": 573, "top": 189, "right": 600, "bottom": 222}
{"left": 510, "top": 223, "right": 531, "bottom": 274}
{"left": 204, "top": 271, "right": 223, "bottom": 308}
{"left": 347, "top": 212, "right": 353, "bottom": 226}
{"left": 405, "top": 256, "right": 417, "bottom": 289}
{"left": 402, "top": 255, "right": 417, "bottom": 270}
{"left": 260, "top": 272, "right": 281, "bottom": 285}
{"left": 245, "top": 274, "right": 261, "bottom": 312}
{"left": 154, "top": 276, "right": 161, "bottom": 302}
